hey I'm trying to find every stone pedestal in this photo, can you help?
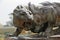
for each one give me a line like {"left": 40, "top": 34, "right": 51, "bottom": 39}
{"left": 50, "top": 35, "right": 60, "bottom": 40}
{"left": 5, "top": 35, "right": 60, "bottom": 40}
{"left": 5, "top": 36, "right": 47, "bottom": 40}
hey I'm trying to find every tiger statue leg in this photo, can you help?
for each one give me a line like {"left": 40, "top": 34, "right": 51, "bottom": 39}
{"left": 30, "top": 22, "right": 49, "bottom": 37}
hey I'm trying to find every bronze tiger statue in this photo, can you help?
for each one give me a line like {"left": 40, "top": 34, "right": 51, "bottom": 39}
{"left": 9, "top": 2, "right": 60, "bottom": 37}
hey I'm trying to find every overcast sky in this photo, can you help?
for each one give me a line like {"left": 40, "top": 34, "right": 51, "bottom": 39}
{"left": 0, "top": 0, "right": 60, "bottom": 25}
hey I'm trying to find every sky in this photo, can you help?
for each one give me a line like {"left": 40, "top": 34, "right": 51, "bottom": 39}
{"left": 0, "top": 0, "right": 60, "bottom": 25}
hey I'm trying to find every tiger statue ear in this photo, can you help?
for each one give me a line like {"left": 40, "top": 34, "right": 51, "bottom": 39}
{"left": 21, "top": 5, "right": 23, "bottom": 8}
{"left": 28, "top": 2, "right": 31, "bottom": 10}
{"left": 16, "top": 5, "right": 23, "bottom": 9}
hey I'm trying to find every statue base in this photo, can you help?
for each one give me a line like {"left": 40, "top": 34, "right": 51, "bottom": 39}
{"left": 5, "top": 36, "right": 47, "bottom": 40}
{"left": 5, "top": 35, "right": 60, "bottom": 40}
